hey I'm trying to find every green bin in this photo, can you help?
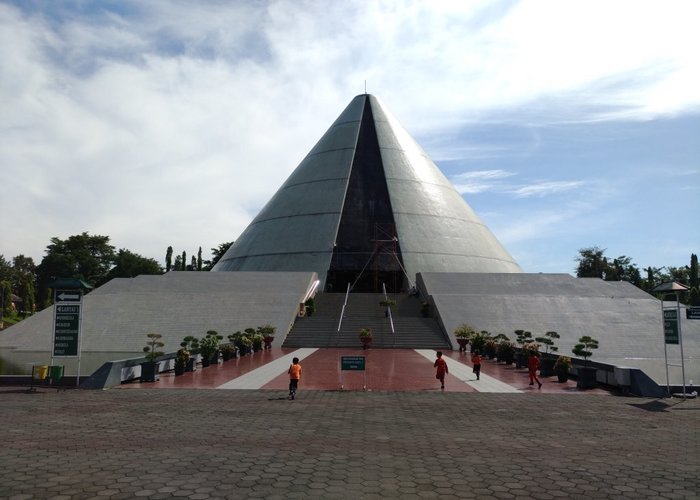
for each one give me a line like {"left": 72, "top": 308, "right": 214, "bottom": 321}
{"left": 33, "top": 365, "right": 49, "bottom": 380}
{"left": 49, "top": 365, "right": 64, "bottom": 381}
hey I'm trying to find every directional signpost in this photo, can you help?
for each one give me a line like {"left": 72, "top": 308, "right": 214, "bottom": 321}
{"left": 663, "top": 309, "right": 679, "bottom": 345}
{"left": 340, "top": 355, "right": 367, "bottom": 390}
{"left": 49, "top": 279, "right": 92, "bottom": 387}
{"left": 652, "top": 281, "right": 689, "bottom": 397}
{"left": 54, "top": 302, "right": 81, "bottom": 356}
{"left": 687, "top": 306, "right": 700, "bottom": 320}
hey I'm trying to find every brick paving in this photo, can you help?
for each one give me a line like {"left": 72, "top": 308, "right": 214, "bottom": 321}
{"left": 1, "top": 387, "right": 698, "bottom": 499}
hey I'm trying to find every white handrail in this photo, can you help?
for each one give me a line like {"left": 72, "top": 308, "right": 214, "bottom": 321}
{"left": 337, "top": 282, "right": 350, "bottom": 333}
{"left": 382, "top": 283, "right": 395, "bottom": 334}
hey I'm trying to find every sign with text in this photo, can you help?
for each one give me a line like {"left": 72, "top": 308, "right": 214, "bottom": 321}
{"left": 687, "top": 307, "right": 700, "bottom": 320}
{"left": 53, "top": 303, "right": 81, "bottom": 356}
{"left": 663, "top": 309, "right": 679, "bottom": 345}
{"left": 341, "top": 356, "right": 366, "bottom": 371}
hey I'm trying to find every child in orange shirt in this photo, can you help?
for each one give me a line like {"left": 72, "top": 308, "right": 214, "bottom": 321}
{"left": 471, "top": 350, "right": 482, "bottom": 380}
{"left": 434, "top": 351, "right": 448, "bottom": 389}
{"left": 288, "top": 357, "right": 302, "bottom": 400}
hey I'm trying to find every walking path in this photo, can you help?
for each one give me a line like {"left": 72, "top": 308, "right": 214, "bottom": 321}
{"left": 217, "top": 348, "right": 317, "bottom": 389}
{"left": 125, "top": 347, "right": 607, "bottom": 394}
{"left": 415, "top": 349, "right": 520, "bottom": 393}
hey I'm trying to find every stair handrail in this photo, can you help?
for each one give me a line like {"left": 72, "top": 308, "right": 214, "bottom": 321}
{"left": 337, "top": 282, "right": 351, "bottom": 333}
{"left": 382, "top": 283, "right": 395, "bottom": 335}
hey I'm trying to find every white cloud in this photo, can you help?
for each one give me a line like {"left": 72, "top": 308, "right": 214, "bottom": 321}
{"left": 510, "top": 181, "right": 585, "bottom": 198}
{"left": 0, "top": 0, "right": 698, "bottom": 270}
{"left": 451, "top": 169, "right": 515, "bottom": 194}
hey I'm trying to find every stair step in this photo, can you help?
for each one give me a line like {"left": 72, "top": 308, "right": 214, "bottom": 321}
{"left": 283, "top": 292, "right": 451, "bottom": 349}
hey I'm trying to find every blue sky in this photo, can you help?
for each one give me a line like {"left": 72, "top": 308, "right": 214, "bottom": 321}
{"left": 1, "top": 0, "right": 698, "bottom": 275}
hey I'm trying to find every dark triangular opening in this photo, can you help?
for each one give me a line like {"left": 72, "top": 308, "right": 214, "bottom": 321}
{"left": 326, "top": 96, "right": 405, "bottom": 293}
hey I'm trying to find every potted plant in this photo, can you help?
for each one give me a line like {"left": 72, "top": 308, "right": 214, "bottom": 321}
{"left": 483, "top": 338, "right": 498, "bottom": 359}
{"left": 553, "top": 355, "right": 572, "bottom": 382}
{"left": 252, "top": 333, "right": 264, "bottom": 352}
{"left": 496, "top": 339, "right": 516, "bottom": 365}
{"left": 420, "top": 301, "right": 431, "bottom": 318}
{"left": 181, "top": 336, "right": 199, "bottom": 371}
{"left": 199, "top": 330, "right": 223, "bottom": 367}
{"left": 380, "top": 298, "right": 396, "bottom": 317}
{"left": 535, "top": 331, "right": 560, "bottom": 376}
{"left": 141, "top": 333, "right": 164, "bottom": 382}
{"left": 572, "top": 335, "right": 599, "bottom": 389}
{"left": 258, "top": 324, "right": 276, "bottom": 349}
{"left": 304, "top": 297, "right": 316, "bottom": 317}
{"left": 454, "top": 323, "right": 477, "bottom": 352}
{"left": 231, "top": 331, "right": 253, "bottom": 356}
{"left": 220, "top": 343, "right": 236, "bottom": 361}
{"left": 515, "top": 330, "right": 533, "bottom": 368}
{"left": 174, "top": 346, "right": 190, "bottom": 376}
{"left": 360, "top": 327, "right": 373, "bottom": 349}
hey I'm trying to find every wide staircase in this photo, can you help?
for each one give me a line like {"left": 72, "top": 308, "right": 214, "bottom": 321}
{"left": 283, "top": 292, "right": 451, "bottom": 349}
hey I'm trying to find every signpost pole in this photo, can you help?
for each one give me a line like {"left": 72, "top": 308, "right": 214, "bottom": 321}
{"left": 661, "top": 298, "right": 670, "bottom": 397}
{"left": 676, "top": 292, "right": 687, "bottom": 396}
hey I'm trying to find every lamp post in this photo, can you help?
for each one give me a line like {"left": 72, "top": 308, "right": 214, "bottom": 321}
{"left": 651, "top": 281, "right": 689, "bottom": 397}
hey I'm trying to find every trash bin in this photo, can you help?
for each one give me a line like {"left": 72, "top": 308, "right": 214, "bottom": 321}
{"left": 33, "top": 365, "right": 49, "bottom": 380}
{"left": 49, "top": 365, "right": 64, "bottom": 381}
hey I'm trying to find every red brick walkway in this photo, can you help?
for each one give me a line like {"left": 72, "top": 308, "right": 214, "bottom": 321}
{"left": 121, "top": 348, "right": 609, "bottom": 394}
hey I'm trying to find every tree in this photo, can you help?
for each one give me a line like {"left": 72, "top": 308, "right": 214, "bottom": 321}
{"left": 106, "top": 249, "right": 163, "bottom": 280}
{"left": 664, "top": 266, "right": 689, "bottom": 285}
{"left": 181, "top": 251, "right": 186, "bottom": 271}
{"left": 190, "top": 256, "right": 196, "bottom": 271}
{"left": 575, "top": 247, "right": 608, "bottom": 279}
{"left": 0, "top": 255, "right": 11, "bottom": 283}
{"left": 17, "top": 278, "right": 35, "bottom": 316}
{"left": 202, "top": 242, "right": 234, "bottom": 271}
{"left": 644, "top": 266, "right": 662, "bottom": 292}
{"left": 173, "top": 255, "right": 182, "bottom": 271}
{"left": 165, "top": 246, "right": 173, "bottom": 272}
{"left": 35, "top": 233, "right": 116, "bottom": 308}
{"left": 197, "top": 247, "right": 203, "bottom": 271}
{"left": 1, "top": 280, "right": 12, "bottom": 317}
{"left": 689, "top": 287, "right": 700, "bottom": 307}
{"left": 690, "top": 254, "right": 698, "bottom": 289}
{"left": 607, "top": 255, "right": 642, "bottom": 287}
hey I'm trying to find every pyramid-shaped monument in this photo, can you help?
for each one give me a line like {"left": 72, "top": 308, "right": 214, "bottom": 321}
{"left": 214, "top": 94, "right": 521, "bottom": 291}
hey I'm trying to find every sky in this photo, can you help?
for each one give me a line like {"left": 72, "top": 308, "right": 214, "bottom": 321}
{"left": 1, "top": 0, "right": 698, "bottom": 275}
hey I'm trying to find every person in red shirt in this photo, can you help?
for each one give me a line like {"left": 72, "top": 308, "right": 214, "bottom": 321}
{"left": 471, "top": 350, "right": 482, "bottom": 380}
{"left": 434, "top": 351, "right": 448, "bottom": 389}
{"left": 528, "top": 353, "right": 542, "bottom": 389}
{"left": 288, "top": 357, "right": 302, "bottom": 400}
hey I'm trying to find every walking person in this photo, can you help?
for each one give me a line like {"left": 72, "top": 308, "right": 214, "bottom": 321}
{"left": 288, "top": 357, "right": 302, "bottom": 400}
{"left": 528, "top": 352, "right": 542, "bottom": 389}
{"left": 434, "top": 351, "right": 448, "bottom": 389}
{"left": 471, "top": 349, "right": 482, "bottom": 380}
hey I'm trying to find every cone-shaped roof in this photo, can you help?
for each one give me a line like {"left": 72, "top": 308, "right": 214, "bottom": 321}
{"left": 213, "top": 94, "right": 521, "bottom": 290}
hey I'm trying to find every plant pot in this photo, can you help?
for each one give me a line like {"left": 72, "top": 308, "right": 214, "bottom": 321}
{"left": 456, "top": 338, "right": 469, "bottom": 352}
{"left": 264, "top": 336, "right": 274, "bottom": 349}
{"left": 361, "top": 337, "right": 372, "bottom": 349}
{"left": 185, "top": 357, "right": 197, "bottom": 372}
{"left": 555, "top": 370, "right": 569, "bottom": 383}
{"left": 140, "top": 361, "right": 159, "bottom": 382}
{"left": 174, "top": 361, "right": 185, "bottom": 376}
{"left": 540, "top": 358, "right": 556, "bottom": 377}
{"left": 201, "top": 357, "right": 211, "bottom": 368}
{"left": 576, "top": 367, "right": 597, "bottom": 389}
{"left": 515, "top": 352, "right": 527, "bottom": 369}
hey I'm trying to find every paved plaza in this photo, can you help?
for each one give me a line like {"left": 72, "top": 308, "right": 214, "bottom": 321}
{"left": 1, "top": 385, "right": 698, "bottom": 499}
